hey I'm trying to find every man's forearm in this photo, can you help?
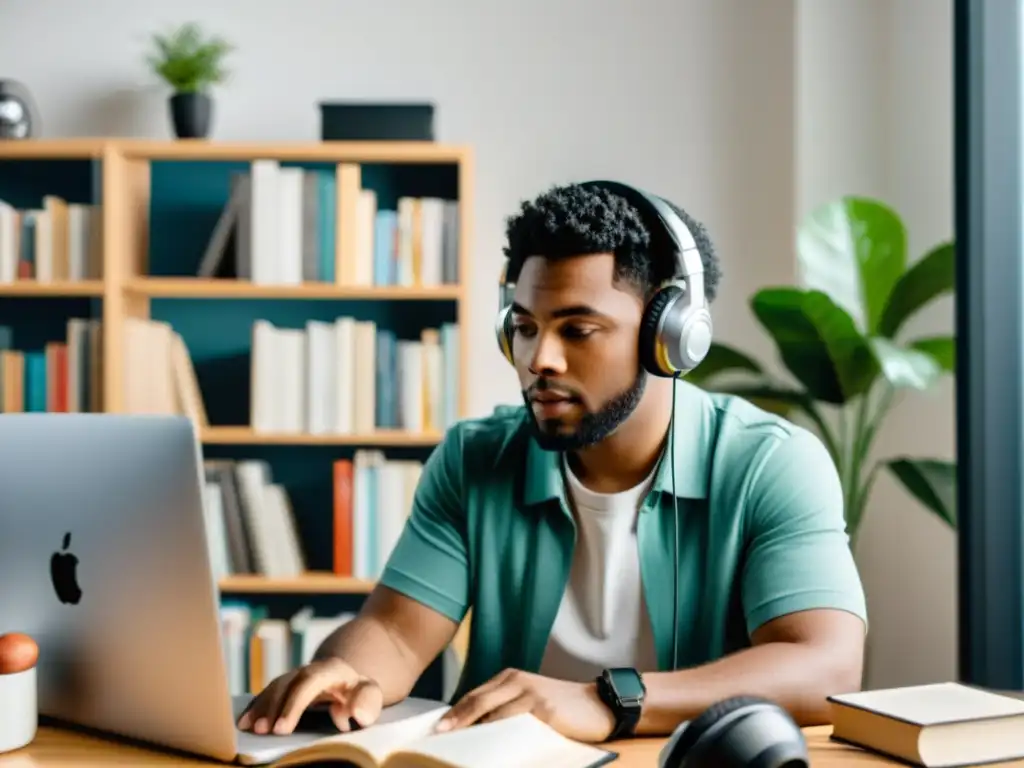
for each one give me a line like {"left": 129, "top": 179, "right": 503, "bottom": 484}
{"left": 636, "top": 642, "right": 862, "bottom": 736}
{"left": 312, "top": 616, "right": 423, "bottom": 705}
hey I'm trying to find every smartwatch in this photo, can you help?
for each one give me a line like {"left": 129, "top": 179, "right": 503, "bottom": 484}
{"left": 595, "top": 667, "right": 646, "bottom": 740}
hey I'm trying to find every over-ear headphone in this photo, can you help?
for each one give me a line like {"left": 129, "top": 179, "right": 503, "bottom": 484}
{"left": 494, "top": 180, "right": 714, "bottom": 378}
{"left": 658, "top": 696, "right": 809, "bottom": 768}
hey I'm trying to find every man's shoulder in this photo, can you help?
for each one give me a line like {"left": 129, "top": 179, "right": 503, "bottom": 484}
{"left": 685, "top": 383, "right": 841, "bottom": 525}
{"left": 686, "top": 383, "right": 829, "bottom": 479}
{"left": 437, "top": 404, "right": 532, "bottom": 471}
{"left": 700, "top": 386, "right": 804, "bottom": 440}
{"left": 446, "top": 403, "right": 530, "bottom": 444}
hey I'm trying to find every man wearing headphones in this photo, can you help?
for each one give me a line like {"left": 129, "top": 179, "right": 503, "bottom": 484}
{"left": 238, "top": 182, "right": 868, "bottom": 744}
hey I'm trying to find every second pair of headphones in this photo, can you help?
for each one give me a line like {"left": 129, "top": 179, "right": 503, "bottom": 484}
{"left": 493, "top": 179, "right": 713, "bottom": 378}
{"left": 659, "top": 695, "right": 809, "bottom": 768}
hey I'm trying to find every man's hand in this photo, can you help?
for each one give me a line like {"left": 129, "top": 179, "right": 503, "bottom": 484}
{"left": 237, "top": 657, "right": 384, "bottom": 735}
{"left": 435, "top": 668, "right": 616, "bottom": 743}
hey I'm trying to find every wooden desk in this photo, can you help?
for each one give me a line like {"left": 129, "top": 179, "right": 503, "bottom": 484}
{"left": 0, "top": 724, "right": 911, "bottom": 767}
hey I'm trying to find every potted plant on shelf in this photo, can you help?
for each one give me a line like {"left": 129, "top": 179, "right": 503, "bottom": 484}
{"left": 687, "top": 197, "right": 956, "bottom": 549}
{"left": 146, "top": 21, "right": 233, "bottom": 139}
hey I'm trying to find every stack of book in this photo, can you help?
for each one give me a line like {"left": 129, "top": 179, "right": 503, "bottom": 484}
{"left": 219, "top": 604, "right": 355, "bottom": 695}
{"left": 202, "top": 453, "right": 423, "bottom": 585}
{"left": 197, "top": 160, "right": 460, "bottom": 287}
{"left": 0, "top": 319, "right": 103, "bottom": 413}
{"left": 250, "top": 318, "right": 459, "bottom": 435}
{"left": 331, "top": 451, "right": 423, "bottom": 581}
{"left": 0, "top": 196, "right": 102, "bottom": 282}
{"left": 202, "top": 458, "right": 307, "bottom": 582}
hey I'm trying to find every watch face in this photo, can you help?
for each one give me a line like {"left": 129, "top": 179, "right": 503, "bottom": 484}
{"left": 610, "top": 669, "right": 645, "bottom": 699}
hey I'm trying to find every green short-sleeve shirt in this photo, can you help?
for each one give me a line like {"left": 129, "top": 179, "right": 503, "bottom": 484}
{"left": 379, "top": 380, "right": 867, "bottom": 700}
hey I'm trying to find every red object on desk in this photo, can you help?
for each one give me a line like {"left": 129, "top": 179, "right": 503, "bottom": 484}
{"left": 0, "top": 632, "right": 39, "bottom": 675}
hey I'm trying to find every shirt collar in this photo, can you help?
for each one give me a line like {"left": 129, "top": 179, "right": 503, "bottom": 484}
{"left": 522, "top": 379, "right": 711, "bottom": 506}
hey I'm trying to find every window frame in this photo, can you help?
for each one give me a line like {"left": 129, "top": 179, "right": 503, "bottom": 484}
{"left": 955, "top": 0, "right": 1024, "bottom": 688}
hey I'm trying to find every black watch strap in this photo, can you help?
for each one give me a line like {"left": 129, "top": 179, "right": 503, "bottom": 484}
{"left": 597, "top": 668, "right": 645, "bottom": 740}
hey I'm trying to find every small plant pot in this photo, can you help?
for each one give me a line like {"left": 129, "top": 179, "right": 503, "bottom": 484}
{"left": 170, "top": 92, "right": 212, "bottom": 139}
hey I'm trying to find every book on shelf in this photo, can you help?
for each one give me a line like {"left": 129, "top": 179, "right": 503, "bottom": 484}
{"left": 197, "top": 159, "right": 460, "bottom": 287}
{"left": 0, "top": 195, "right": 102, "bottom": 282}
{"left": 251, "top": 318, "right": 459, "bottom": 436}
{"left": 332, "top": 451, "right": 421, "bottom": 580}
{"left": 204, "top": 458, "right": 306, "bottom": 581}
{"left": 219, "top": 603, "right": 355, "bottom": 696}
{"left": 0, "top": 318, "right": 103, "bottom": 413}
{"left": 238, "top": 701, "right": 616, "bottom": 768}
{"left": 122, "top": 317, "right": 208, "bottom": 427}
{"left": 203, "top": 452, "right": 419, "bottom": 584}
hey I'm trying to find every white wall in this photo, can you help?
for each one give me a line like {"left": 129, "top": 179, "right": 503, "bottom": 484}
{"left": 0, "top": 0, "right": 798, "bottom": 416}
{"left": 1, "top": 0, "right": 955, "bottom": 688}
{"left": 795, "top": 0, "right": 956, "bottom": 688}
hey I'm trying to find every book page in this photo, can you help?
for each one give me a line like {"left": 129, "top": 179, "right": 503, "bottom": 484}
{"left": 283, "top": 706, "right": 450, "bottom": 766}
{"left": 386, "top": 713, "right": 613, "bottom": 768}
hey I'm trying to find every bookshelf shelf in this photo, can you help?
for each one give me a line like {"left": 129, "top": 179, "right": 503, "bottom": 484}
{"left": 201, "top": 426, "right": 443, "bottom": 446}
{"left": 124, "top": 277, "right": 462, "bottom": 301}
{"left": 0, "top": 280, "right": 104, "bottom": 297}
{"left": 117, "top": 139, "right": 467, "bottom": 164}
{"left": 0, "top": 139, "right": 105, "bottom": 159}
{"left": 218, "top": 573, "right": 374, "bottom": 594}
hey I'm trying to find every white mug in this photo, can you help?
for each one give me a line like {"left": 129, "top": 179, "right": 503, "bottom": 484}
{"left": 0, "top": 665, "right": 36, "bottom": 753}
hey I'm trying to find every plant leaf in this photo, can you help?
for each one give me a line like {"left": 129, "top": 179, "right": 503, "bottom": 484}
{"left": 147, "top": 22, "right": 233, "bottom": 91}
{"left": 869, "top": 337, "right": 943, "bottom": 390}
{"left": 886, "top": 458, "right": 957, "bottom": 528}
{"left": 908, "top": 335, "right": 955, "bottom": 373}
{"left": 685, "top": 342, "right": 763, "bottom": 386}
{"left": 877, "top": 242, "right": 955, "bottom": 338}
{"left": 797, "top": 197, "right": 907, "bottom": 335}
{"left": 751, "top": 287, "right": 878, "bottom": 404}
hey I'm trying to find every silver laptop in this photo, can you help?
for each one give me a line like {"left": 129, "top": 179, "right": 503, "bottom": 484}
{"left": 0, "top": 413, "right": 443, "bottom": 764}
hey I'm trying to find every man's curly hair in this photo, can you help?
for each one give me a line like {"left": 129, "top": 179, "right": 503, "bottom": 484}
{"left": 502, "top": 182, "right": 722, "bottom": 302}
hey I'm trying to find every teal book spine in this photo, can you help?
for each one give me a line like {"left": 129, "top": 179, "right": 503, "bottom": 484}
{"left": 317, "top": 172, "right": 336, "bottom": 283}
{"left": 24, "top": 351, "right": 46, "bottom": 412}
{"left": 373, "top": 210, "right": 397, "bottom": 285}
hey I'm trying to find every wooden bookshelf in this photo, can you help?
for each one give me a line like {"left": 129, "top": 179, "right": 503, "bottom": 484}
{"left": 0, "top": 138, "right": 106, "bottom": 159}
{"left": 0, "top": 138, "right": 475, "bottom": 679}
{"left": 124, "top": 277, "right": 462, "bottom": 301}
{"left": 218, "top": 573, "right": 375, "bottom": 594}
{"left": 201, "top": 426, "right": 443, "bottom": 446}
{"left": 0, "top": 279, "right": 104, "bottom": 297}
{"left": 116, "top": 139, "right": 469, "bottom": 163}
{"left": 0, "top": 138, "right": 473, "bottom": 590}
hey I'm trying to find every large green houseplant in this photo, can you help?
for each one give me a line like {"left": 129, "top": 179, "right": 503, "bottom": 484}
{"left": 688, "top": 197, "right": 956, "bottom": 547}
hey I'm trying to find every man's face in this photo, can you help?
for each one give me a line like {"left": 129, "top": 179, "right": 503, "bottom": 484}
{"left": 511, "top": 253, "right": 648, "bottom": 451}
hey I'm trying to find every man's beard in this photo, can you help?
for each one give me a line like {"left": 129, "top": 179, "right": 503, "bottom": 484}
{"left": 523, "top": 367, "right": 648, "bottom": 452}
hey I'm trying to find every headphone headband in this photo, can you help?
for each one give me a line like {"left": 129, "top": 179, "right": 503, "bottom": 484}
{"left": 495, "top": 180, "right": 713, "bottom": 377}
{"left": 576, "top": 180, "right": 705, "bottom": 303}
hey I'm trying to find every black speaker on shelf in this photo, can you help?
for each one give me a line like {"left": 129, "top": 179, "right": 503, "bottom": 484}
{"left": 318, "top": 101, "right": 434, "bottom": 141}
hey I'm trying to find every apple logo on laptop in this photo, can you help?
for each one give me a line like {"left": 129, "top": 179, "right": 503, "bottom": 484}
{"left": 50, "top": 532, "right": 82, "bottom": 605}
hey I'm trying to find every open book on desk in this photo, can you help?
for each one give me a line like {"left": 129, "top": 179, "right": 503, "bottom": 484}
{"left": 250, "top": 705, "right": 618, "bottom": 768}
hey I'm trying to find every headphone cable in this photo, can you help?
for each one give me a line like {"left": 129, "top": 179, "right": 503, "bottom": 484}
{"left": 670, "top": 374, "right": 680, "bottom": 671}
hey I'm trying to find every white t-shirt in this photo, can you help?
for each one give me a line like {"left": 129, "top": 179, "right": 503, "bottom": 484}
{"left": 537, "top": 455, "right": 660, "bottom": 683}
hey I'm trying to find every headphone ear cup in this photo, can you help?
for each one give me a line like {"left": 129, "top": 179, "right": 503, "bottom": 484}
{"left": 638, "top": 286, "right": 681, "bottom": 377}
{"left": 495, "top": 306, "right": 515, "bottom": 365}
{"left": 669, "top": 695, "right": 768, "bottom": 762}
{"left": 639, "top": 285, "right": 714, "bottom": 378}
